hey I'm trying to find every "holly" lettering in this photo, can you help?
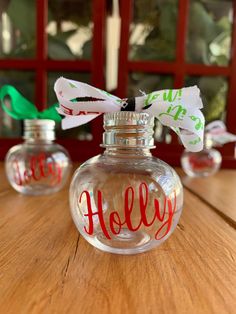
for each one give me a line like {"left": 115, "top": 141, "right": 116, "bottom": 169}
{"left": 79, "top": 182, "right": 177, "bottom": 241}
{"left": 13, "top": 153, "right": 62, "bottom": 186}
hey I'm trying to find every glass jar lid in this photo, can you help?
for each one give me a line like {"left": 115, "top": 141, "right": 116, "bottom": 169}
{"left": 102, "top": 112, "right": 155, "bottom": 148}
{"left": 23, "top": 119, "right": 55, "bottom": 141}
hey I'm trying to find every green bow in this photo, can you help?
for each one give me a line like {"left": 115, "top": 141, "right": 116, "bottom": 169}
{"left": 0, "top": 85, "right": 61, "bottom": 122}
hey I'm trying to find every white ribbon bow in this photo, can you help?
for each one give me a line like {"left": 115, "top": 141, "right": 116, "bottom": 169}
{"left": 205, "top": 120, "right": 236, "bottom": 145}
{"left": 54, "top": 77, "right": 205, "bottom": 152}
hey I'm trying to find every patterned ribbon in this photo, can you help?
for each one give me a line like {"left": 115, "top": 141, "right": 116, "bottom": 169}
{"left": 0, "top": 85, "right": 61, "bottom": 121}
{"left": 54, "top": 77, "right": 205, "bottom": 152}
{"left": 205, "top": 120, "right": 236, "bottom": 145}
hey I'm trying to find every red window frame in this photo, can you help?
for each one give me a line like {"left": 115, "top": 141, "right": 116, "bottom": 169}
{"left": 0, "top": 0, "right": 235, "bottom": 167}
{"left": 0, "top": 0, "right": 106, "bottom": 161}
{"left": 117, "top": 0, "right": 236, "bottom": 168}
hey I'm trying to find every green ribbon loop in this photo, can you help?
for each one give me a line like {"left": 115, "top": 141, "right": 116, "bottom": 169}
{"left": 0, "top": 85, "right": 61, "bottom": 122}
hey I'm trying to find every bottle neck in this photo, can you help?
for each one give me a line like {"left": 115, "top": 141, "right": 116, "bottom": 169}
{"left": 23, "top": 119, "right": 56, "bottom": 142}
{"left": 104, "top": 147, "right": 152, "bottom": 158}
{"left": 102, "top": 112, "right": 155, "bottom": 157}
{"left": 24, "top": 138, "right": 54, "bottom": 145}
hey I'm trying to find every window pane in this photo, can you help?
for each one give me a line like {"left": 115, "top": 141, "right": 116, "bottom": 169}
{"left": 0, "top": 0, "right": 36, "bottom": 58}
{"left": 0, "top": 70, "right": 35, "bottom": 137}
{"left": 128, "top": 73, "right": 174, "bottom": 143}
{"left": 185, "top": 76, "right": 228, "bottom": 123}
{"left": 129, "top": 0, "right": 178, "bottom": 61}
{"left": 186, "top": 0, "right": 233, "bottom": 66}
{"left": 47, "top": 72, "right": 92, "bottom": 140}
{"left": 47, "top": 0, "right": 93, "bottom": 60}
{"left": 128, "top": 72, "right": 174, "bottom": 96}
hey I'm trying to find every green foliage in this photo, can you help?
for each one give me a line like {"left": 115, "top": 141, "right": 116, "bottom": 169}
{"left": 130, "top": 0, "right": 232, "bottom": 123}
{"left": 48, "top": 0, "right": 91, "bottom": 27}
{"left": 186, "top": 76, "right": 227, "bottom": 123}
{"left": 187, "top": 1, "right": 231, "bottom": 66}
{"left": 128, "top": 73, "right": 173, "bottom": 97}
{"left": 130, "top": 0, "right": 177, "bottom": 61}
{"left": 199, "top": 77, "right": 227, "bottom": 122}
{"left": 7, "top": 0, "right": 35, "bottom": 41}
{"left": 2, "top": 0, "right": 92, "bottom": 60}
{"left": 1, "top": 0, "right": 232, "bottom": 125}
{"left": 48, "top": 35, "right": 76, "bottom": 60}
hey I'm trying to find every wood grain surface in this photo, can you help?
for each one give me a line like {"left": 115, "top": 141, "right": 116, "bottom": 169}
{"left": 0, "top": 163, "right": 235, "bottom": 314}
{"left": 178, "top": 169, "right": 236, "bottom": 226}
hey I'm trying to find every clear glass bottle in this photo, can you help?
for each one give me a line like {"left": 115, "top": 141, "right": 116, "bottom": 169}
{"left": 70, "top": 112, "right": 183, "bottom": 255}
{"left": 181, "top": 133, "right": 222, "bottom": 177}
{"left": 5, "top": 119, "right": 72, "bottom": 195}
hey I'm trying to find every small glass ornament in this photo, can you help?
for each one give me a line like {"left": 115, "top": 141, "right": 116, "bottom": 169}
{"left": 181, "top": 133, "right": 222, "bottom": 177}
{"left": 5, "top": 119, "right": 72, "bottom": 195}
{"left": 70, "top": 112, "right": 183, "bottom": 255}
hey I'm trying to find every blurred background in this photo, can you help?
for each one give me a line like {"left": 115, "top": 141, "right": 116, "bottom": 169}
{"left": 0, "top": 0, "right": 235, "bottom": 166}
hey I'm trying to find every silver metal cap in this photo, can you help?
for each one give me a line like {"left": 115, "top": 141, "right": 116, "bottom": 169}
{"left": 102, "top": 112, "right": 155, "bottom": 148}
{"left": 23, "top": 119, "right": 56, "bottom": 141}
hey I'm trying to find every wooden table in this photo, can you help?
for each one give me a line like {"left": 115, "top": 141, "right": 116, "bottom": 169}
{"left": 0, "top": 163, "right": 235, "bottom": 314}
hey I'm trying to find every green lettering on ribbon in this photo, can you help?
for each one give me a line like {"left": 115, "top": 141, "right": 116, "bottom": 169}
{"left": 159, "top": 104, "right": 187, "bottom": 121}
{"left": 69, "top": 82, "right": 77, "bottom": 88}
{"left": 163, "top": 89, "right": 182, "bottom": 102}
{"left": 190, "top": 115, "right": 204, "bottom": 130}
{"left": 189, "top": 137, "right": 201, "bottom": 145}
{"left": 143, "top": 92, "right": 160, "bottom": 108}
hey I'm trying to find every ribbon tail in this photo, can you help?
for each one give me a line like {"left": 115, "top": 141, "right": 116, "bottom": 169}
{"left": 56, "top": 107, "right": 101, "bottom": 129}
{"left": 172, "top": 127, "right": 204, "bottom": 152}
{"left": 38, "top": 103, "right": 61, "bottom": 122}
{"left": 0, "top": 85, "right": 38, "bottom": 119}
{"left": 143, "top": 87, "right": 205, "bottom": 152}
{"left": 1, "top": 104, "right": 27, "bottom": 120}
{"left": 61, "top": 113, "right": 101, "bottom": 130}
{"left": 55, "top": 77, "right": 121, "bottom": 104}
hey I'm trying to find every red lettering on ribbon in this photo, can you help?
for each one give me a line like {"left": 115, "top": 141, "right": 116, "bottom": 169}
{"left": 60, "top": 104, "right": 74, "bottom": 115}
{"left": 60, "top": 104, "right": 100, "bottom": 116}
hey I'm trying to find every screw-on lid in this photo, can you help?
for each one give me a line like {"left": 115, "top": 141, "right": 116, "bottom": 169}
{"left": 102, "top": 111, "right": 155, "bottom": 148}
{"left": 23, "top": 119, "right": 55, "bottom": 141}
